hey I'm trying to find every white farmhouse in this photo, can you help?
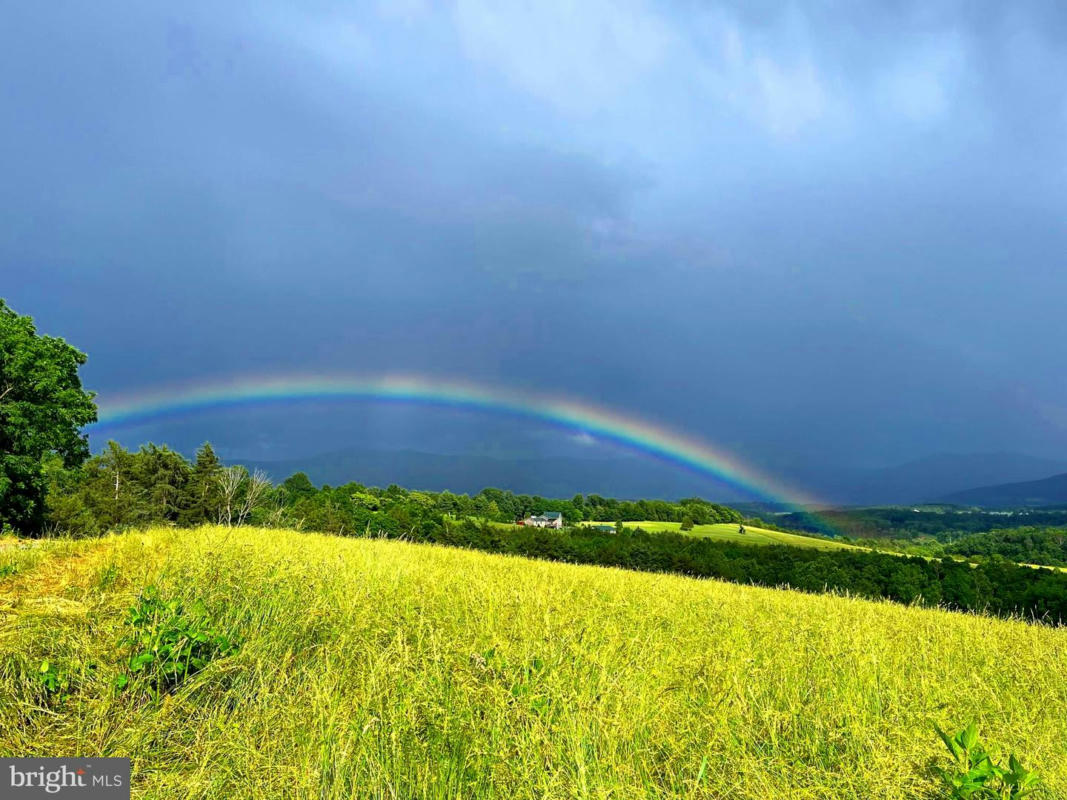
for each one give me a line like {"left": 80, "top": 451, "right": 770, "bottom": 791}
{"left": 523, "top": 511, "right": 563, "bottom": 529}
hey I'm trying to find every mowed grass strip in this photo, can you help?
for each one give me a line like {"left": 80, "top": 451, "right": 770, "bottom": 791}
{"left": 584, "top": 520, "right": 858, "bottom": 550}
{"left": 2, "top": 526, "right": 1065, "bottom": 799}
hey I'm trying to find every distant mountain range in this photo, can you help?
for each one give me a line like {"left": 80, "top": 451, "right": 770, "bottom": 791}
{"left": 238, "top": 447, "right": 1067, "bottom": 507}
{"left": 937, "top": 472, "right": 1067, "bottom": 508}
{"left": 240, "top": 448, "right": 741, "bottom": 500}
{"left": 816, "top": 452, "right": 1067, "bottom": 506}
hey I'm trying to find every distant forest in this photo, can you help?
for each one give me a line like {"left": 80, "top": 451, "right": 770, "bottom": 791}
{"left": 944, "top": 527, "right": 1067, "bottom": 567}
{"left": 780, "top": 506, "right": 1067, "bottom": 540}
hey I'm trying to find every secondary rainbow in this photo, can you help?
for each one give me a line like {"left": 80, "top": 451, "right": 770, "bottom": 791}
{"left": 90, "top": 373, "right": 827, "bottom": 509}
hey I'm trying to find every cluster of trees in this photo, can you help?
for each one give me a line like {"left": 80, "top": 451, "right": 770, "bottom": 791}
{"left": 272, "top": 472, "right": 467, "bottom": 539}
{"left": 475, "top": 492, "right": 742, "bottom": 529}
{"left": 844, "top": 526, "right": 1067, "bottom": 567}
{"left": 944, "top": 527, "right": 1067, "bottom": 568}
{"left": 429, "top": 521, "right": 1067, "bottom": 623}
{"left": 43, "top": 442, "right": 273, "bottom": 536}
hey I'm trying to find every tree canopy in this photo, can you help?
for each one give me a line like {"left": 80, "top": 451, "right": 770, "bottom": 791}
{"left": 0, "top": 299, "right": 97, "bottom": 533}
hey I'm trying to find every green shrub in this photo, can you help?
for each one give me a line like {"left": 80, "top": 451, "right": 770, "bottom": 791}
{"left": 36, "top": 660, "right": 64, "bottom": 695}
{"left": 935, "top": 721, "right": 1041, "bottom": 798}
{"left": 115, "top": 585, "right": 238, "bottom": 694}
{"left": 32, "top": 658, "right": 95, "bottom": 705}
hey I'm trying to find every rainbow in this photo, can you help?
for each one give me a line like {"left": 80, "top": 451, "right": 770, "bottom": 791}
{"left": 89, "top": 373, "right": 827, "bottom": 510}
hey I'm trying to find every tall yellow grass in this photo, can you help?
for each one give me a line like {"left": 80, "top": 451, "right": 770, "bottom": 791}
{"left": 2, "top": 526, "right": 1065, "bottom": 798}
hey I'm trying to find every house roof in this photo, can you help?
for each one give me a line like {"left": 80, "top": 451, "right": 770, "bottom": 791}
{"left": 543, "top": 511, "right": 562, "bottom": 519}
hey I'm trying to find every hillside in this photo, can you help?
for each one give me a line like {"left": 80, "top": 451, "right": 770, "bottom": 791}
{"left": 939, "top": 471, "right": 1067, "bottom": 508}
{"left": 587, "top": 520, "right": 857, "bottom": 551}
{"left": 3, "top": 527, "right": 1065, "bottom": 799}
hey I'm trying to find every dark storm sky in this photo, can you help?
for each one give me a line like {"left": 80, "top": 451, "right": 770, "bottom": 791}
{"left": 4, "top": 1, "right": 1067, "bottom": 475}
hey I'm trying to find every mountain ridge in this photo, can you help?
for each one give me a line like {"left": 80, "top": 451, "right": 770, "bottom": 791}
{"left": 937, "top": 471, "right": 1067, "bottom": 508}
{"left": 237, "top": 447, "right": 1067, "bottom": 505}
{"left": 239, "top": 447, "right": 742, "bottom": 500}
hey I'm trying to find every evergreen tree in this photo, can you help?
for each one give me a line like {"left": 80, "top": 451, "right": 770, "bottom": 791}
{"left": 90, "top": 441, "right": 145, "bottom": 529}
{"left": 138, "top": 444, "right": 190, "bottom": 522}
{"left": 180, "top": 443, "right": 223, "bottom": 525}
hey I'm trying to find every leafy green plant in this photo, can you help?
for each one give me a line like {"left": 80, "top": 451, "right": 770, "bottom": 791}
{"left": 33, "top": 658, "right": 93, "bottom": 703}
{"left": 115, "top": 585, "right": 238, "bottom": 694}
{"left": 36, "top": 660, "right": 63, "bottom": 695}
{"left": 935, "top": 722, "right": 1041, "bottom": 799}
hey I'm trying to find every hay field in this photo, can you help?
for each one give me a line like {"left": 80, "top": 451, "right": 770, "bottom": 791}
{"left": 1, "top": 527, "right": 1064, "bottom": 798}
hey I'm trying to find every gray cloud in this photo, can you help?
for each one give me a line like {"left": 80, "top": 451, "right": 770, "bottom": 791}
{"left": 4, "top": 1, "right": 1067, "bottom": 483}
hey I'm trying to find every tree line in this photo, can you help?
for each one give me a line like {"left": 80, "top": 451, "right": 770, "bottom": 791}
{"left": 844, "top": 526, "right": 1067, "bottom": 568}
{"left": 42, "top": 442, "right": 273, "bottom": 536}
{"left": 943, "top": 527, "right": 1067, "bottom": 567}
{"left": 35, "top": 440, "right": 741, "bottom": 537}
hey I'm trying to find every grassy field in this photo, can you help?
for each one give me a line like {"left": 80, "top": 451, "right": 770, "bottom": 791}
{"left": 2, "top": 527, "right": 1066, "bottom": 799}
{"left": 584, "top": 520, "right": 859, "bottom": 551}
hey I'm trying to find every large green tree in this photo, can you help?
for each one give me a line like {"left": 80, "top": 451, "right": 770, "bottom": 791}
{"left": 0, "top": 299, "right": 97, "bottom": 533}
